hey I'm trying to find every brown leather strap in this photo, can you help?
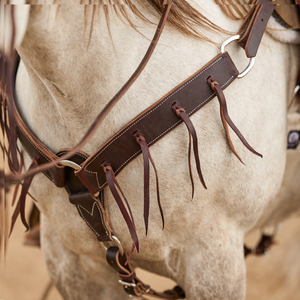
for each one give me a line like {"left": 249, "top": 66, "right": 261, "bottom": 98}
{"left": 133, "top": 131, "right": 164, "bottom": 235}
{"left": 57, "top": 150, "right": 113, "bottom": 242}
{"left": 77, "top": 52, "right": 239, "bottom": 195}
{"left": 238, "top": 0, "right": 276, "bottom": 58}
{"left": 207, "top": 76, "right": 262, "bottom": 161}
{"left": 106, "top": 246, "right": 186, "bottom": 299}
{"left": 274, "top": 0, "right": 300, "bottom": 28}
{"left": 172, "top": 102, "right": 206, "bottom": 197}
{"left": 102, "top": 162, "right": 139, "bottom": 254}
{"left": 9, "top": 2, "right": 173, "bottom": 183}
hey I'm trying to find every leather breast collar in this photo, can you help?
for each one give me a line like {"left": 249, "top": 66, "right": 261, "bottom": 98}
{"left": 2, "top": 1, "right": 297, "bottom": 299}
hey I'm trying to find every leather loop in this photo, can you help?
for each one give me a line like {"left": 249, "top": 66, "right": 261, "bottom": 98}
{"left": 133, "top": 131, "right": 164, "bottom": 235}
{"left": 172, "top": 102, "right": 207, "bottom": 197}
{"left": 207, "top": 76, "right": 262, "bottom": 162}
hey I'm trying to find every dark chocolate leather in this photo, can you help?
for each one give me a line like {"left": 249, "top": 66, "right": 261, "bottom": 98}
{"left": 238, "top": 0, "right": 276, "bottom": 58}
{"left": 76, "top": 52, "right": 239, "bottom": 195}
{"left": 56, "top": 150, "right": 113, "bottom": 242}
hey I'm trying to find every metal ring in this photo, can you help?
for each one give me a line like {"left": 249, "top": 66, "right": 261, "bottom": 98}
{"left": 59, "top": 159, "right": 81, "bottom": 170}
{"left": 221, "top": 35, "right": 255, "bottom": 79}
{"left": 59, "top": 159, "right": 99, "bottom": 197}
{"left": 100, "top": 235, "right": 124, "bottom": 256}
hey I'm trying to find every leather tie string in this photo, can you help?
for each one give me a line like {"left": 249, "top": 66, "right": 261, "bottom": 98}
{"left": 10, "top": 155, "right": 39, "bottom": 235}
{"left": 207, "top": 76, "right": 262, "bottom": 163}
{"left": 171, "top": 102, "right": 207, "bottom": 198}
{"left": 133, "top": 131, "right": 164, "bottom": 236}
{"left": 106, "top": 246, "right": 186, "bottom": 300}
{"left": 101, "top": 162, "right": 139, "bottom": 256}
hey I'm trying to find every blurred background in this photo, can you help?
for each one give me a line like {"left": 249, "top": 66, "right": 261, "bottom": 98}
{"left": 1, "top": 200, "right": 300, "bottom": 300}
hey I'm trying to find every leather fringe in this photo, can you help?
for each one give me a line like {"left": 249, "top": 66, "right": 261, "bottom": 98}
{"left": 172, "top": 102, "right": 207, "bottom": 198}
{"left": 133, "top": 131, "right": 164, "bottom": 235}
{"left": 101, "top": 162, "right": 139, "bottom": 255}
{"left": 207, "top": 76, "right": 262, "bottom": 162}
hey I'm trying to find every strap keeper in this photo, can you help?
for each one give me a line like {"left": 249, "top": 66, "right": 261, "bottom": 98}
{"left": 171, "top": 102, "right": 186, "bottom": 117}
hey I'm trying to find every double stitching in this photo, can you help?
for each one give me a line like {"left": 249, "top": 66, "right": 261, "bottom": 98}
{"left": 77, "top": 201, "right": 108, "bottom": 236}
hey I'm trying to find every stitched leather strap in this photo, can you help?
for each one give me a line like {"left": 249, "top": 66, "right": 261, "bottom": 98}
{"left": 238, "top": 0, "right": 276, "bottom": 58}
{"left": 76, "top": 52, "right": 239, "bottom": 195}
{"left": 9, "top": 2, "right": 173, "bottom": 183}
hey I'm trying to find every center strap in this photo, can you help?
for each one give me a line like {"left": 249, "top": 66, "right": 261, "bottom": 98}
{"left": 106, "top": 246, "right": 186, "bottom": 299}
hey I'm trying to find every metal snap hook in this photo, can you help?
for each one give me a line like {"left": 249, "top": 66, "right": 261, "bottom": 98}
{"left": 221, "top": 35, "right": 256, "bottom": 79}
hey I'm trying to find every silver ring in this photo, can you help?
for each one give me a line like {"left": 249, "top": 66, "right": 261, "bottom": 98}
{"left": 100, "top": 235, "right": 124, "bottom": 256}
{"left": 59, "top": 159, "right": 81, "bottom": 170}
{"left": 221, "top": 35, "right": 255, "bottom": 79}
{"left": 59, "top": 159, "right": 99, "bottom": 197}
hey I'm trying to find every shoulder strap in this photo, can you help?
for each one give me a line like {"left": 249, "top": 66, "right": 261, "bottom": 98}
{"left": 238, "top": 0, "right": 275, "bottom": 58}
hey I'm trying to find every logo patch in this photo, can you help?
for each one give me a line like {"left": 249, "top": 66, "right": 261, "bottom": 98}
{"left": 288, "top": 131, "right": 300, "bottom": 149}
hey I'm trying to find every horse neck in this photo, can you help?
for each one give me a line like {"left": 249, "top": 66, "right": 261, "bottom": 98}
{"left": 16, "top": 1, "right": 238, "bottom": 154}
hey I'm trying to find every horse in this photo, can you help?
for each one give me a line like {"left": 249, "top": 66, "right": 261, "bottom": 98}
{"left": 1, "top": 0, "right": 300, "bottom": 299}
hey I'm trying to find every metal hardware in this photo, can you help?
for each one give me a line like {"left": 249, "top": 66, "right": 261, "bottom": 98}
{"left": 59, "top": 159, "right": 81, "bottom": 170}
{"left": 128, "top": 295, "right": 142, "bottom": 299}
{"left": 293, "top": 85, "right": 300, "bottom": 97}
{"left": 119, "top": 281, "right": 137, "bottom": 287}
{"left": 59, "top": 159, "right": 99, "bottom": 197}
{"left": 100, "top": 235, "right": 124, "bottom": 256}
{"left": 221, "top": 35, "right": 255, "bottom": 79}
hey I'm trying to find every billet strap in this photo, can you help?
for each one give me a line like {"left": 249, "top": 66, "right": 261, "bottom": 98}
{"left": 76, "top": 52, "right": 239, "bottom": 195}
{"left": 106, "top": 246, "right": 186, "bottom": 299}
{"left": 238, "top": 0, "right": 276, "bottom": 58}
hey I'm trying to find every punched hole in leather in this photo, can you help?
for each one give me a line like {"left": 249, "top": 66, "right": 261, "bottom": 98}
{"left": 56, "top": 150, "right": 113, "bottom": 242}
